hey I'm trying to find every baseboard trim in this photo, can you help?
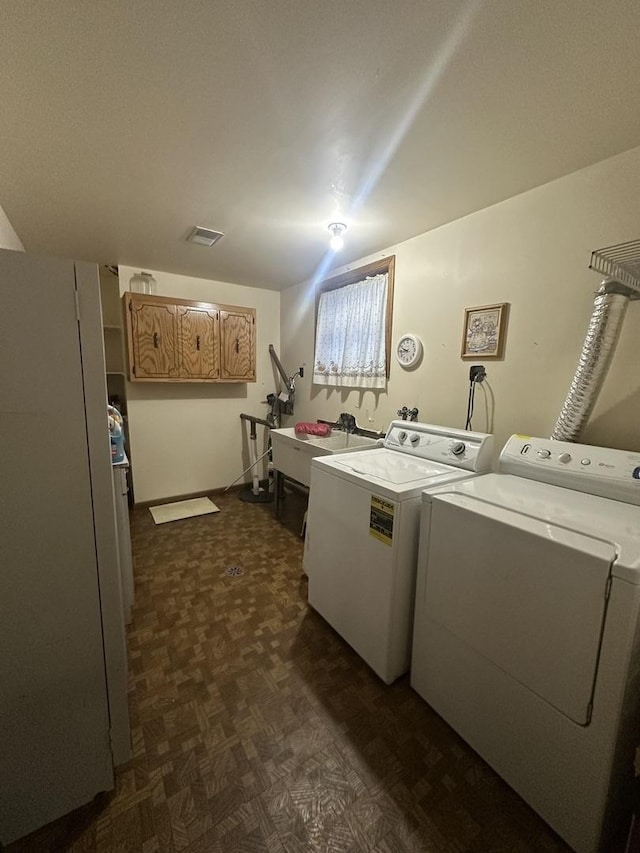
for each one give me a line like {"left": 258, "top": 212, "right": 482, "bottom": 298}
{"left": 134, "top": 484, "right": 242, "bottom": 509}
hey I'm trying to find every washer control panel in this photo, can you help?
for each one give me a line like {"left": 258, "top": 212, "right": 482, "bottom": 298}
{"left": 384, "top": 421, "right": 493, "bottom": 472}
{"left": 501, "top": 435, "right": 640, "bottom": 505}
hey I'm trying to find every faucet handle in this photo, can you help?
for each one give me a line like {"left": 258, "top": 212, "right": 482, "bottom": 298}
{"left": 397, "top": 406, "right": 419, "bottom": 422}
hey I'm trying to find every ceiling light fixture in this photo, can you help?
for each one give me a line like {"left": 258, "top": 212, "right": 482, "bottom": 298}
{"left": 328, "top": 222, "right": 347, "bottom": 252}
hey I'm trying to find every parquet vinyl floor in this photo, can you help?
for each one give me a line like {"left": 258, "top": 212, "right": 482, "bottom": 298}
{"left": 6, "top": 489, "right": 570, "bottom": 852}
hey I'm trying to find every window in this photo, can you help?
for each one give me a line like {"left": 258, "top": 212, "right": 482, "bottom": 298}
{"left": 313, "top": 256, "right": 395, "bottom": 388}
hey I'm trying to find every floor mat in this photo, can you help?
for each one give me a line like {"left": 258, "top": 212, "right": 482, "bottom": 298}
{"left": 149, "top": 497, "right": 220, "bottom": 524}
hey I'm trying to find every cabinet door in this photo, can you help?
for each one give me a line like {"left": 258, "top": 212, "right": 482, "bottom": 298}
{"left": 0, "top": 251, "right": 113, "bottom": 842}
{"left": 127, "top": 297, "right": 179, "bottom": 380}
{"left": 220, "top": 308, "right": 256, "bottom": 381}
{"left": 177, "top": 305, "right": 220, "bottom": 379}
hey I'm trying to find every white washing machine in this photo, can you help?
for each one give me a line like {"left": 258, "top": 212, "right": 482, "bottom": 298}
{"left": 303, "top": 420, "right": 493, "bottom": 684}
{"left": 411, "top": 434, "right": 640, "bottom": 853}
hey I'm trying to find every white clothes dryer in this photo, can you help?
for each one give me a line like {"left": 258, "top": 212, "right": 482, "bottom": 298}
{"left": 303, "top": 421, "right": 493, "bottom": 684}
{"left": 411, "top": 434, "right": 640, "bottom": 853}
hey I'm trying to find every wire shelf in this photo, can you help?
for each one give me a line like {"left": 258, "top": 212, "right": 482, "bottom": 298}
{"left": 589, "top": 239, "right": 640, "bottom": 294}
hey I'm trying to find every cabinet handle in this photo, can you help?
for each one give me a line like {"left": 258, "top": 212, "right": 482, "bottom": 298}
{"left": 153, "top": 332, "right": 159, "bottom": 348}
{"left": 196, "top": 335, "right": 201, "bottom": 351}
{"left": 235, "top": 338, "right": 240, "bottom": 354}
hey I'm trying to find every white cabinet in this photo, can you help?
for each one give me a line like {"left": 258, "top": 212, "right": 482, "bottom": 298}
{"left": 0, "top": 250, "right": 130, "bottom": 844}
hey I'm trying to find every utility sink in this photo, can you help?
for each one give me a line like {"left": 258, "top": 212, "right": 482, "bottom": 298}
{"left": 271, "top": 427, "right": 382, "bottom": 487}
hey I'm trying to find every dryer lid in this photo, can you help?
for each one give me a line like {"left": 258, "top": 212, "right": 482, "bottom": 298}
{"left": 422, "top": 473, "right": 640, "bottom": 580}
{"left": 424, "top": 493, "right": 615, "bottom": 725}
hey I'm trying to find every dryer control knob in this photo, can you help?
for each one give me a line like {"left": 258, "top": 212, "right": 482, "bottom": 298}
{"left": 558, "top": 452, "right": 572, "bottom": 464}
{"left": 409, "top": 433, "right": 420, "bottom": 446}
{"left": 537, "top": 449, "right": 551, "bottom": 459}
{"left": 398, "top": 430, "right": 407, "bottom": 443}
{"left": 451, "top": 441, "right": 466, "bottom": 456}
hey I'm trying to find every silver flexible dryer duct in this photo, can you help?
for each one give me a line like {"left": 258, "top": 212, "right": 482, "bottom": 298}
{"left": 551, "top": 281, "right": 632, "bottom": 442}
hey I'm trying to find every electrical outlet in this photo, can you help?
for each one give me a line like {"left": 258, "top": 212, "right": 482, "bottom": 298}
{"left": 469, "top": 365, "right": 486, "bottom": 383}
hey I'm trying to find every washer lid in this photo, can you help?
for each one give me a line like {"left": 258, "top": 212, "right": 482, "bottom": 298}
{"left": 312, "top": 448, "right": 466, "bottom": 500}
{"left": 422, "top": 473, "right": 640, "bottom": 579}
{"left": 336, "top": 452, "right": 453, "bottom": 484}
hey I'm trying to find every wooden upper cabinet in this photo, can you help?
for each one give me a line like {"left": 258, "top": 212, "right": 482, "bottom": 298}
{"left": 220, "top": 308, "right": 256, "bottom": 381}
{"left": 177, "top": 305, "right": 219, "bottom": 380}
{"left": 124, "top": 293, "right": 255, "bottom": 383}
{"left": 126, "top": 296, "right": 179, "bottom": 380}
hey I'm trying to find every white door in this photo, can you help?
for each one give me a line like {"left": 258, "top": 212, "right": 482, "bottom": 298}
{"left": 423, "top": 494, "right": 615, "bottom": 724}
{"left": 0, "top": 252, "right": 113, "bottom": 843}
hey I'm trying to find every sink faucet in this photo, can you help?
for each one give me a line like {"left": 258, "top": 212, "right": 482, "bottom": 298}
{"left": 337, "top": 412, "right": 357, "bottom": 433}
{"left": 397, "top": 406, "right": 419, "bottom": 422}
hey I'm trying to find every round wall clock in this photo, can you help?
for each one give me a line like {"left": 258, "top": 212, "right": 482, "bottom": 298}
{"left": 396, "top": 334, "right": 423, "bottom": 368}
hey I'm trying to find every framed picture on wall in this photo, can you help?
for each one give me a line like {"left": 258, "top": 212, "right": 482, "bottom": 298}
{"left": 461, "top": 302, "right": 509, "bottom": 359}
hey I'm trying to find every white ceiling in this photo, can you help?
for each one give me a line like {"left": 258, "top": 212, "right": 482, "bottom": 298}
{"left": 1, "top": 0, "right": 639, "bottom": 291}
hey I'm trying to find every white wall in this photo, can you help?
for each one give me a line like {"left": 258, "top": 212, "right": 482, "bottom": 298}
{"left": 281, "top": 146, "right": 640, "bottom": 457}
{"left": 0, "top": 204, "right": 24, "bottom": 251}
{"left": 118, "top": 266, "right": 280, "bottom": 503}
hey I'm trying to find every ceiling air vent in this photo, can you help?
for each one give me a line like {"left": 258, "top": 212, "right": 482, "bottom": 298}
{"left": 187, "top": 226, "right": 225, "bottom": 247}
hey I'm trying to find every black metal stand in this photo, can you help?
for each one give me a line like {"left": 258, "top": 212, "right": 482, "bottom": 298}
{"left": 238, "top": 413, "right": 274, "bottom": 503}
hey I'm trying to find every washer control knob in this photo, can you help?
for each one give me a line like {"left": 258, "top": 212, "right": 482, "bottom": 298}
{"left": 409, "top": 433, "right": 420, "bottom": 446}
{"left": 581, "top": 459, "right": 591, "bottom": 466}
{"left": 558, "top": 452, "right": 572, "bottom": 464}
{"left": 398, "top": 430, "right": 407, "bottom": 443}
{"left": 537, "top": 449, "right": 551, "bottom": 459}
{"left": 451, "top": 441, "right": 466, "bottom": 456}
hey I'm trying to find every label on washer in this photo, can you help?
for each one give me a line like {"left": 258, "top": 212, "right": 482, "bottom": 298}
{"left": 370, "top": 496, "right": 394, "bottom": 545}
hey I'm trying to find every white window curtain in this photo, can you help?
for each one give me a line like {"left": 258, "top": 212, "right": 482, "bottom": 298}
{"left": 313, "top": 273, "right": 388, "bottom": 388}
